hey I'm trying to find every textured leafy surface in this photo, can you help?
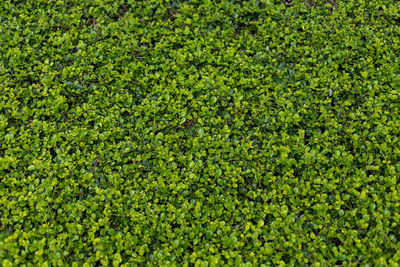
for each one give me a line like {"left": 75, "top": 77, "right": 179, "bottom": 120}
{"left": 1, "top": 0, "right": 400, "bottom": 265}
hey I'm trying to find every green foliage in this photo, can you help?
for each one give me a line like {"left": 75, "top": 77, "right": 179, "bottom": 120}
{"left": 1, "top": 0, "right": 400, "bottom": 265}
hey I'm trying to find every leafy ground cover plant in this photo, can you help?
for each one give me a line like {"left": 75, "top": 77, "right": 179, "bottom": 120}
{"left": 1, "top": 0, "right": 400, "bottom": 265}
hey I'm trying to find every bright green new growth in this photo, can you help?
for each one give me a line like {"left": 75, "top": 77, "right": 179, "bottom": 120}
{"left": 1, "top": 0, "right": 400, "bottom": 266}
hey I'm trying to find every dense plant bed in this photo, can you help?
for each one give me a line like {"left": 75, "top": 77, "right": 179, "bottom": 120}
{"left": 1, "top": 0, "right": 400, "bottom": 265}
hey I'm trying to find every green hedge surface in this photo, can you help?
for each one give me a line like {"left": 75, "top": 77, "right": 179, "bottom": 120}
{"left": 1, "top": 0, "right": 400, "bottom": 265}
